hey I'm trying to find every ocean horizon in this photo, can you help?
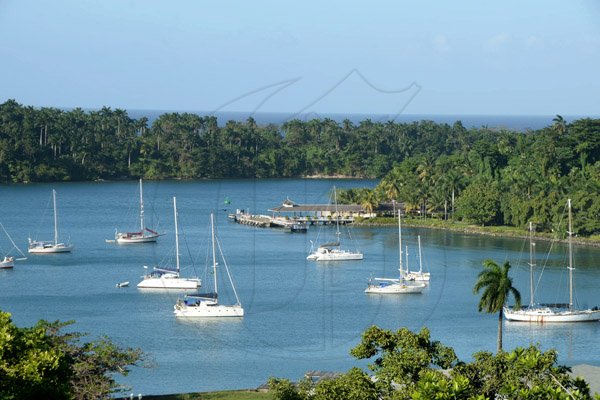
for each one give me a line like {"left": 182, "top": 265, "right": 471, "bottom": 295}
{"left": 118, "top": 109, "right": 598, "bottom": 132}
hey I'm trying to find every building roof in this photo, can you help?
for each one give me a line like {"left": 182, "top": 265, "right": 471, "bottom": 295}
{"left": 269, "top": 199, "right": 364, "bottom": 213}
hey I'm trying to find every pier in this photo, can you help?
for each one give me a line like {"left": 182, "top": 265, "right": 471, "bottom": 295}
{"left": 230, "top": 211, "right": 353, "bottom": 229}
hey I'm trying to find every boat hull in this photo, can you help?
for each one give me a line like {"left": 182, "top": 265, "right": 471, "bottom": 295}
{"left": 405, "top": 271, "right": 431, "bottom": 282}
{"left": 28, "top": 244, "right": 73, "bottom": 254}
{"left": 0, "top": 261, "right": 14, "bottom": 269}
{"left": 504, "top": 306, "right": 600, "bottom": 323}
{"left": 115, "top": 234, "right": 159, "bottom": 244}
{"left": 174, "top": 301, "right": 244, "bottom": 317}
{"left": 307, "top": 248, "right": 363, "bottom": 261}
{"left": 365, "top": 282, "right": 426, "bottom": 294}
{"left": 137, "top": 277, "right": 200, "bottom": 289}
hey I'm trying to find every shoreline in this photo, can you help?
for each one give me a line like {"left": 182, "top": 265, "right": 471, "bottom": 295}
{"left": 354, "top": 218, "right": 600, "bottom": 248}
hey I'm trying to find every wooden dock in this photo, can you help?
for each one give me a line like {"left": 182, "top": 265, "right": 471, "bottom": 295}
{"left": 234, "top": 213, "right": 272, "bottom": 227}
{"left": 231, "top": 212, "right": 354, "bottom": 229}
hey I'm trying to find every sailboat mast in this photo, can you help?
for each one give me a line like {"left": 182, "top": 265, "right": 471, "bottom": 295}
{"left": 211, "top": 213, "right": 218, "bottom": 298}
{"left": 174, "top": 197, "right": 180, "bottom": 274}
{"left": 417, "top": 235, "right": 423, "bottom": 274}
{"left": 398, "top": 212, "right": 403, "bottom": 276}
{"left": 529, "top": 221, "right": 536, "bottom": 307}
{"left": 333, "top": 186, "right": 341, "bottom": 239}
{"left": 139, "top": 179, "right": 145, "bottom": 232}
{"left": 52, "top": 189, "right": 58, "bottom": 245}
{"left": 567, "top": 199, "right": 573, "bottom": 309}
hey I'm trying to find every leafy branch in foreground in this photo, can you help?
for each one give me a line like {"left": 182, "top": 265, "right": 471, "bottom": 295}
{"left": 269, "top": 326, "right": 595, "bottom": 400}
{"left": 0, "top": 310, "right": 143, "bottom": 400}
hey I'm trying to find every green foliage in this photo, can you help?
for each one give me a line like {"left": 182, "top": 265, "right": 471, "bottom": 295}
{"left": 456, "top": 179, "right": 501, "bottom": 226}
{"left": 0, "top": 310, "right": 143, "bottom": 400}
{"left": 268, "top": 378, "right": 305, "bottom": 400}
{"left": 349, "top": 326, "right": 458, "bottom": 396}
{"left": 269, "top": 326, "right": 594, "bottom": 400}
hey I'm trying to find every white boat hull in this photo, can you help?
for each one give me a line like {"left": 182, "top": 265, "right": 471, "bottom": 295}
{"left": 115, "top": 233, "right": 159, "bottom": 244}
{"left": 504, "top": 306, "right": 600, "bottom": 323}
{"left": 0, "top": 256, "right": 14, "bottom": 269}
{"left": 307, "top": 248, "right": 363, "bottom": 261}
{"left": 365, "top": 281, "right": 426, "bottom": 294}
{"left": 28, "top": 243, "right": 73, "bottom": 254}
{"left": 137, "top": 276, "right": 200, "bottom": 289}
{"left": 174, "top": 300, "right": 244, "bottom": 317}
{"left": 405, "top": 271, "right": 430, "bottom": 282}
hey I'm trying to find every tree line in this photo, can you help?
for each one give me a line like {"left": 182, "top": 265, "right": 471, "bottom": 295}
{"left": 336, "top": 114, "right": 599, "bottom": 237}
{"left": 1, "top": 99, "right": 598, "bottom": 236}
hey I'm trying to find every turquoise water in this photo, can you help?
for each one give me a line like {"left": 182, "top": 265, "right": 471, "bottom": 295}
{"left": 1, "top": 179, "right": 599, "bottom": 395}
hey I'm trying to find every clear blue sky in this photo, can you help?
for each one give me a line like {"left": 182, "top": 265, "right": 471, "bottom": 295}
{"left": 1, "top": 1, "right": 599, "bottom": 116}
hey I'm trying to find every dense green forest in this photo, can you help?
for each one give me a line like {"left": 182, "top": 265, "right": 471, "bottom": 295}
{"left": 1, "top": 99, "right": 598, "bottom": 236}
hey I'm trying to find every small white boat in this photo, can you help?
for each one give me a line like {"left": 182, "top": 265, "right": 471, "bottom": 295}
{"left": 115, "top": 179, "right": 163, "bottom": 244}
{"left": 138, "top": 197, "right": 200, "bottom": 290}
{"left": 174, "top": 213, "right": 243, "bottom": 318}
{"left": 365, "top": 278, "right": 426, "bottom": 294}
{"left": 307, "top": 186, "right": 363, "bottom": 261}
{"left": 306, "top": 242, "right": 363, "bottom": 261}
{"left": 365, "top": 212, "right": 425, "bottom": 294}
{"left": 0, "top": 256, "right": 14, "bottom": 269}
{"left": 116, "top": 281, "right": 130, "bottom": 288}
{"left": 1, "top": 222, "right": 27, "bottom": 269}
{"left": 403, "top": 236, "right": 430, "bottom": 282}
{"left": 28, "top": 189, "right": 73, "bottom": 254}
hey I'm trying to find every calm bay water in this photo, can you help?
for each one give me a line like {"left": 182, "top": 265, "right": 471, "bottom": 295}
{"left": 1, "top": 179, "right": 599, "bottom": 395}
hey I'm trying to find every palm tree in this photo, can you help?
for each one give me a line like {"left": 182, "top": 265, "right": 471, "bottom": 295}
{"left": 552, "top": 114, "right": 566, "bottom": 136}
{"left": 473, "top": 259, "right": 521, "bottom": 354}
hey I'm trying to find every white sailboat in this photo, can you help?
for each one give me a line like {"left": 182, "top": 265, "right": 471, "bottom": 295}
{"left": 115, "top": 179, "right": 163, "bottom": 244}
{"left": 28, "top": 189, "right": 73, "bottom": 254}
{"left": 365, "top": 212, "right": 426, "bottom": 294}
{"left": 138, "top": 197, "right": 200, "bottom": 290}
{"left": 403, "top": 236, "right": 430, "bottom": 282}
{"left": 1, "top": 222, "right": 27, "bottom": 269}
{"left": 307, "top": 186, "right": 363, "bottom": 261}
{"left": 504, "top": 199, "right": 600, "bottom": 323}
{"left": 174, "top": 213, "right": 244, "bottom": 317}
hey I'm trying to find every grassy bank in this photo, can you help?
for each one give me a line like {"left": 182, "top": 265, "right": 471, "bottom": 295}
{"left": 354, "top": 217, "right": 600, "bottom": 248}
{"left": 141, "top": 389, "right": 272, "bottom": 400}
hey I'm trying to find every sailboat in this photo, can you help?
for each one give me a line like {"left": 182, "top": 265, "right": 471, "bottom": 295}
{"left": 115, "top": 179, "right": 163, "bottom": 244}
{"left": 1, "top": 222, "right": 27, "bottom": 269}
{"left": 365, "top": 212, "right": 426, "bottom": 294}
{"left": 28, "top": 189, "right": 73, "bottom": 254}
{"left": 504, "top": 199, "right": 600, "bottom": 323}
{"left": 174, "top": 213, "right": 244, "bottom": 317}
{"left": 403, "top": 236, "right": 430, "bottom": 282}
{"left": 138, "top": 197, "right": 201, "bottom": 290}
{"left": 306, "top": 186, "right": 363, "bottom": 261}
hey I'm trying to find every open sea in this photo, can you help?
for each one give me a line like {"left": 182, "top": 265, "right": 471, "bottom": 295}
{"left": 1, "top": 179, "right": 599, "bottom": 395}
{"left": 126, "top": 110, "right": 599, "bottom": 132}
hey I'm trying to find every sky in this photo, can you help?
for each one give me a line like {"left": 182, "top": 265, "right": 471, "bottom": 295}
{"left": 1, "top": 1, "right": 599, "bottom": 116}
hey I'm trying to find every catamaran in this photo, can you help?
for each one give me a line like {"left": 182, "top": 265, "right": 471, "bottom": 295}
{"left": 365, "top": 212, "right": 426, "bottom": 294}
{"left": 504, "top": 199, "right": 600, "bottom": 323}
{"left": 115, "top": 179, "right": 163, "bottom": 244}
{"left": 28, "top": 189, "right": 73, "bottom": 254}
{"left": 138, "top": 197, "right": 200, "bottom": 290}
{"left": 174, "top": 213, "right": 244, "bottom": 317}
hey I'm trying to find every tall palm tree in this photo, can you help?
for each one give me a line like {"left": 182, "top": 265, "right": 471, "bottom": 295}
{"left": 473, "top": 259, "right": 521, "bottom": 354}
